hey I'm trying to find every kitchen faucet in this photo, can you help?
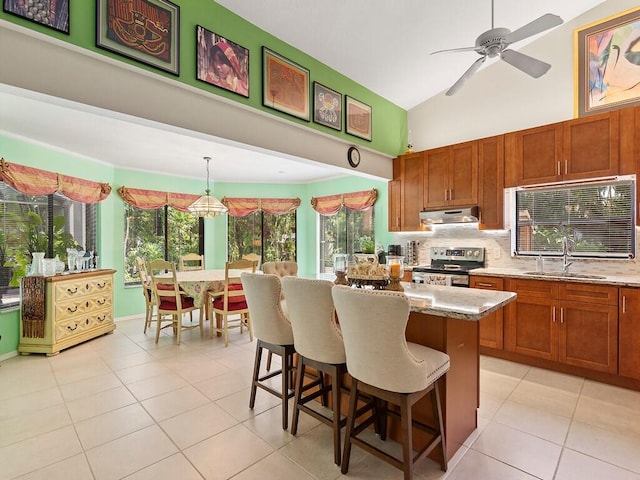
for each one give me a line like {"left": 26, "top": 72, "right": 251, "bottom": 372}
{"left": 561, "top": 236, "right": 572, "bottom": 274}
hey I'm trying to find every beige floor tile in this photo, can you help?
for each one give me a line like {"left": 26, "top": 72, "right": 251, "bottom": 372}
{"left": 472, "top": 422, "right": 562, "bottom": 480}
{"left": 493, "top": 399, "right": 571, "bottom": 444}
{"left": 478, "top": 391, "right": 505, "bottom": 420}
{"left": 444, "top": 448, "right": 538, "bottom": 480}
{"left": 163, "top": 353, "right": 231, "bottom": 384}
{"left": 122, "top": 453, "right": 203, "bottom": 480}
{"left": 0, "top": 386, "right": 63, "bottom": 421}
{"left": 522, "top": 366, "right": 585, "bottom": 393}
{"left": 75, "top": 403, "right": 154, "bottom": 449}
{"left": 127, "top": 371, "right": 189, "bottom": 401}
{"left": 66, "top": 385, "right": 137, "bottom": 423}
{"left": 573, "top": 393, "right": 640, "bottom": 437}
{"left": 0, "top": 403, "right": 71, "bottom": 447}
{"left": 141, "top": 385, "right": 210, "bottom": 422}
{"left": 232, "top": 451, "right": 317, "bottom": 480}
{"left": 566, "top": 420, "right": 640, "bottom": 474}
{"left": 160, "top": 402, "right": 238, "bottom": 449}
{"left": 15, "top": 453, "right": 93, "bottom": 480}
{"left": 115, "top": 361, "right": 172, "bottom": 384}
{"left": 479, "top": 356, "right": 530, "bottom": 379}
{"left": 51, "top": 358, "right": 112, "bottom": 386}
{"left": 462, "top": 415, "right": 489, "bottom": 448}
{"left": 480, "top": 370, "right": 522, "bottom": 400}
{"left": 0, "top": 425, "right": 82, "bottom": 479}
{"left": 215, "top": 386, "right": 282, "bottom": 422}
{"left": 194, "top": 368, "right": 252, "bottom": 401}
{"left": 59, "top": 371, "right": 124, "bottom": 401}
{"left": 86, "top": 425, "right": 177, "bottom": 480}
{"left": 242, "top": 402, "right": 313, "bottom": 449}
{"left": 507, "top": 379, "right": 580, "bottom": 418}
{"left": 106, "top": 350, "right": 157, "bottom": 371}
{"left": 184, "top": 424, "right": 273, "bottom": 480}
{"left": 0, "top": 361, "right": 57, "bottom": 401}
{"left": 555, "top": 448, "right": 640, "bottom": 480}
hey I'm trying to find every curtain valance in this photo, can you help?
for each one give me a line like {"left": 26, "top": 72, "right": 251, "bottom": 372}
{"left": 0, "top": 158, "right": 112, "bottom": 203}
{"left": 118, "top": 186, "right": 200, "bottom": 213}
{"left": 310, "top": 189, "right": 378, "bottom": 215}
{"left": 221, "top": 197, "right": 301, "bottom": 217}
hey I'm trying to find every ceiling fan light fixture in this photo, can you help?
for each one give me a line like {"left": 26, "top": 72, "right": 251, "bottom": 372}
{"left": 189, "top": 156, "right": 228, "bottom": 218}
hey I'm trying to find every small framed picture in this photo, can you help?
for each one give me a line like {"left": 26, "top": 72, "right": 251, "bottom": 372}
{"left": 3, "top": 0, "right": 69, "bottom": 34}
{"left": 196, "top": 25, "right": 249, "bottom": 98}
{"left": 313, "top": 82, "right": 342, "bottom": 131}
{"left": 262, "top": 47, "right": 310, "bottom": 121}
{"left": 345, "top": 96, "right": 372, "bottom": 141}
{"left": 96, "top": 0, "right": 180, "bottom": 76}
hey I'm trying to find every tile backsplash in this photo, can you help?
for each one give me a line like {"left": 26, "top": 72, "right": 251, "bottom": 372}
{"left": 392, "top": 225, "right": 640, "bottom": 277}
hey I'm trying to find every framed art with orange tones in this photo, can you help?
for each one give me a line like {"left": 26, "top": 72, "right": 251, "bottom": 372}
{"left": 345, "top": 95, "right": 372, "bottom": 141}
{"left": 3, "top": 0, "right": 69, "bottom": 34}
{"left": 262, "top": 47, "right": 310, "bottom": 121}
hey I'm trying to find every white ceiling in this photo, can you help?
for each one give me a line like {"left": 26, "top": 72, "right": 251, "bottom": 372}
{"left": 1, "top": 0, "right": 604, "bottom": 183}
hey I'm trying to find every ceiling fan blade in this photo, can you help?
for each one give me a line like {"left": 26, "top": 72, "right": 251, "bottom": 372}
{"left": 501, "top": 49, "right": 551, "bottom": 78}
{"left": 504, "top": 13, "right": 563, "bottom": 45}
{"left": 431, "top": 46, "right": 480, "bottom": 55}
{"left": 446, "top": 56, "right": 486, "bottom": 96}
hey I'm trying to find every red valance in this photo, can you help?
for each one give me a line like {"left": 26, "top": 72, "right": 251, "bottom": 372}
{"left": 0, "top": 158, "right": 111, "bottom": 203}
{"left": 311, "top": 189, "right": 378, "bottom": 215}
{"left": 118, "top": 186, "right": 201, "bottom": 212}
{"left": 221, "top": 197, "right": 301, "bottom": 217}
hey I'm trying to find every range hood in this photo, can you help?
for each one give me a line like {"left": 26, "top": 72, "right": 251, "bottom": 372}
{"left": 420, "top": 206, "right": 479, "bottom": 225}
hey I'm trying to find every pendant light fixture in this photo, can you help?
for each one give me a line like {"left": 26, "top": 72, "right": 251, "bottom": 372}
{"left": 188, "top": 156, "right": 228, "bottom": 218}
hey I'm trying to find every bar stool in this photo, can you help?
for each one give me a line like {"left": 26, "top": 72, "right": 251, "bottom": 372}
{"left": 332, "top": 285, "right": 450, "bottom": 480}
{"left": 281, "top": 276, "right": 346, "bottom": 466}
{"left": 241, "top": 272, "right": 295, "bottom": 430}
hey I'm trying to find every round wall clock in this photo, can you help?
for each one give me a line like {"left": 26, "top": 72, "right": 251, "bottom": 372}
{"left": 347, "top": 146, "right": 361, "bottom": 168}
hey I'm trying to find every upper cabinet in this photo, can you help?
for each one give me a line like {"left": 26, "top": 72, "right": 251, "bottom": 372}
{"left": 388, "top": 158, "right": 402, "bottom": 232}
{"left": 424, "top": 140, "right": 478, "bottom": 209}
{"left": 505, "top": 111, "right": 621, "bottom": 187}
{"left": 399, "top": 152, "right": 424, "bottom": 231}
{"left": 477, "top": 135, "right": 504, "bottom": 230}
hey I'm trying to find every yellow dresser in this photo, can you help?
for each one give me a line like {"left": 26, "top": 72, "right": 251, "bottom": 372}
{"left": 19, "top": 269, "right": 116, "bottom": 356}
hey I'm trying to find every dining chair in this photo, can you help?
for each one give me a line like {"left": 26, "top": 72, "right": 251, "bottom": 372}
{"left": 261, "top": 261, "right": 298, "bottom": 277}
{"left": 135, "top": 256, "right": 156, "bottom": 334}
{"left": 241, "top": 272, "right": 295, "bottom": 430}
{"left": 149, "top": 259, "right": 203, "bottom": 344}
{"left": 281, "top": 276, "right": 347, "bottom": 465}
{"left": 178, "top": 253, "right": 204, "bottom": 271}
{"left": 208, "top": 258, "right": 256, "bottom": 346}
{"left": 242, "top": 253, "right": 262, "bottom": 270}
{"left": 332, "top": 286, "right": 450, "bottom": 479}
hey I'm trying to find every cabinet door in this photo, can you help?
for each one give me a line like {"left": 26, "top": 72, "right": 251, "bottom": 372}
{"left": 471, "top": 275, "right": 504, "bottom": 349}
{"left": 559, "top": 301, "right": 618, "bottom": 374}
{"left": 563, "top": 111, "right": 619, "bottom": 181}
{"left": 506, "top": 295, "right": 557, "bottom": 361}
{"left": 423, "top": 147, "right": 449, "bottom": 209}
{"left": 478, "top": 135, "right": 504, "bottom": 229}
{"left": 449, "top": 141, "right": 478, "bottom": 206}
{"left": 388, "top": 178, "right": 401, "bottom": 231}
{"left": 620, "top": 288, "right": 640, "bottom": 380}
{"left": 400, "top": 152, "right": 424, "bottom": 231}
{"left": 505, "top": 123, "right": 562, "bottom": 187}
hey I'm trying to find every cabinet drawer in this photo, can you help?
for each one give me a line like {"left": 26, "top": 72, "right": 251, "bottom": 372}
{"left": 54, "top": 295, "right": 113, "bottom": 320}
{"left": 471, "top": 276, "right": 503, "bottom": 290}
{"left": 559, "top": 283, "right": 618, "bottom": 306}
{"left": 506, "top": 278, "right": 558, "bottom": 298}
{"left": 54, "top": 276, "right": 112, "bottom": 302}
{"left": 55, "top": 309, "right": 112, "bottom": 341}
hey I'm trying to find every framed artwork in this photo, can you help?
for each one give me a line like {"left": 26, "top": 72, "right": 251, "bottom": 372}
{"left": 575, "top": 7, "right": 640, "bottom": 117}
{"left": 96, "top": 0, "right": 180, "bottom": 76}
{"left": 196, "top": 26, "right": 249, "bottom": 98}
{"left": 3, "top": 0, "right": 69, "bottom": 34}
{"left": 313, "top": 82, "right": 342, "bottom": 131}
{"left": 345, "top": 95, "right": 372, "bottom": 141}
{"left": 262, "top": 47, "right": 310, "bottom": 121}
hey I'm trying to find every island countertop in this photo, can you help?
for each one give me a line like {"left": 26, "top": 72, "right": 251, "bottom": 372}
{"left": 403, "top": 282, "right": 516, "bottom": 320}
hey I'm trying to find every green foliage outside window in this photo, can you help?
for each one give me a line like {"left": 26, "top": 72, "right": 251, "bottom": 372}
{"left": 227, "top": 211, "right": 296, "bottom": 263}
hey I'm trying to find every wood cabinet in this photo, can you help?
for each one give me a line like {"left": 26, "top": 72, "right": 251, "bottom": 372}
{"left": 399, "top": 152, "right": 424, "bottom": 231}
{"left": 388, "top": 158, "right": 402, "bottom": 232}
{"left": 619, "top": 287, "right": 640, "bottom": 380}
{"left": 424, "top": 141, "right": 478, "bottom": 209}
{"left": 505, "top": 278, "right": 618, "bottom": 373}
{"left": 470, "top": 275, "right": 504, "bottom": 349}
{"left": 477, "top": 135, "right": 504, "bottom": 229}
{"left": 19, "top": 269, "right": 116, "bottom": 356}
{"left": 505, "top": 111, "right": 620, "bottom": 187}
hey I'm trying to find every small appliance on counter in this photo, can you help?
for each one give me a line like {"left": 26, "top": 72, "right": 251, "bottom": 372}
{"left": 388, "top": 244, "right": 402, "bottom": 257}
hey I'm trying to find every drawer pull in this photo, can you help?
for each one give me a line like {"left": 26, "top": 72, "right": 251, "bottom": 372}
{"left": 85, "top": 319, "right": 90, "bottom": 325}
{"left": 67, "top": 305, "right": 78, "bottom": 313}
{"left": 552, "top": 306, "right": 556, "bottom": 323}
{"left": 622, "top": 296, "right": 627, "bottom": 314}
{"left": 97, "top": 314, "right": 107, "bottom": 322}
{"left": 67, "top": 287, "right": 78, "bottom": 294}
{"left": 67, "top": 323, "right": 78, "bottom": 332}
{"left": 97, "top": 282, "right": 107, "bottom": 288}
{"left": 96, "top": 298, "right": 106, "bottom": 305}
{"left": 85, "top": 283, "right": 90, "bottom": 290}
{"left": 477, "top": 282, "right": 494, "bottom": 288}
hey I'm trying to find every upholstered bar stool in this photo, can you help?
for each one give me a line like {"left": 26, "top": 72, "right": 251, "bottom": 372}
{"left": 261, "top": 261, "right": 298, "bottom": 277}
{"left": 332, "top": 286, "right": 450, "bottom": 480}
{"left": 241, "top": 272, "right": 295, "bottom": 430}
{"left": 281, "top": 276, "right": 347, "bottom": 466}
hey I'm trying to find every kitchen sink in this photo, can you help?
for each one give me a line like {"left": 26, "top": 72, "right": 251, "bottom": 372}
{"left": 523, "top": 271, "right": 606, "bottom": 280}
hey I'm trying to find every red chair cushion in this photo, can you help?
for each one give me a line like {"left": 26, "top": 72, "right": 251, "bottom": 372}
{"left": 213, "top": 284, "right": 247, "bottom": 310}
{"left": 159, "top": 294, "right": 194, "bottom": 311}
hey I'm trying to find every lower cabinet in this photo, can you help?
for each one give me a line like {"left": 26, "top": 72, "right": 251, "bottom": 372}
{"left": 470, "top": 275, "right": 504, "bottom": 349}
{"left": 505, "top": 278, "right": 618, "bottom": 374}
{"left": 619, "top": 288, "right": 640, "bottom": 380}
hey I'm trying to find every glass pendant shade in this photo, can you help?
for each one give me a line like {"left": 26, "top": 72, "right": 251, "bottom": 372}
{"left": 189, "top": 156, "right": 228, "bottom": 218}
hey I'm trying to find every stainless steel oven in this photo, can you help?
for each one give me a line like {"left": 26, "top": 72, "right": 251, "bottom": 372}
{"left": 411, "top": 246, "right": 485, "bottom": 288}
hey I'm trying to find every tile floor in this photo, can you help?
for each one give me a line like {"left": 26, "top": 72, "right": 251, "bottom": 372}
{"left": 1, "top": 315, "right": 640, "bottom": 480}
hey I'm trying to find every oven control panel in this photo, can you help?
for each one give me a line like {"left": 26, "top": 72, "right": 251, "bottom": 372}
{"left": 430, "top": 246, "right": 484, "bottom": 262}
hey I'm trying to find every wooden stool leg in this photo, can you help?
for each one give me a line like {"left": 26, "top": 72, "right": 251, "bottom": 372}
{"left": 331, "top": 366, "right": 342, "bottom": 466}
{"left": 400, "top": 395, "right": 413, "bottom": 480}
{"left": 249, "top": 343, "right": 263, "bottom": 408}
{"left": 291, "top": 358, "right": 306, "bottom": 435}
{"left": 341, "top": 378, "right": 360, "bottom": 475}
{"left": 433, "top": 380, "right": 448, "bottom": 472}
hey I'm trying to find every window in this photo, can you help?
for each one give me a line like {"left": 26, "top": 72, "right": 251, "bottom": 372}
{"left": 513, "top": 178, "right": 635, "bottom": 258}
{"left": 123, "top": 204, "right": 201, "bottom": 284}
{"left": 319, "top": 206, "right": 375, "bottom": 273}
{"left": 0, "top": 183, "right": 96, "bottom": 309}
{"left": 227, "top": 211, "right": 296, "bottom": 263}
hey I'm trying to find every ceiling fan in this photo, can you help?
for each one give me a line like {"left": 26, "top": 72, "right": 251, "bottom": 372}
{"left": 432, "top": 0, "right": 563, "bottom": 96}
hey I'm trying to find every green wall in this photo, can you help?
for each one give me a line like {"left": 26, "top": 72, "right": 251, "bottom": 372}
{"left": 0, "top": 0, "right": 407, "bottom": 156}
{"left": 0, "top": 135, "right": 389, "bottom": 356}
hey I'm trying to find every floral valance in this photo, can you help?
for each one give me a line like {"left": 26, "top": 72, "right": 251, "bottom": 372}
{"left": 221, "top": 197, "right": 301, "bottom": 217}
{"left": 311, "top": 188, "right": 378, "bottom": 215}
{"left": 118, "top": 186, "right": 200, "bottom": 213}
{"left": 0, "top": 158, "right": 112, "bottom": 203}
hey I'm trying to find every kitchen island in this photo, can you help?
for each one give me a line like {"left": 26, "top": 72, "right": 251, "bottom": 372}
{"left": 399, "top": 282, "right": 516, "bottom": 461}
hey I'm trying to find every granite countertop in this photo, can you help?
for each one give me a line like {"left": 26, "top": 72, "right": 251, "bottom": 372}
{"left": 470, "top": 267, "right": 640, "bottom": 287}
{"left": 403, "top": 282, "right": 516, "bottom": 321}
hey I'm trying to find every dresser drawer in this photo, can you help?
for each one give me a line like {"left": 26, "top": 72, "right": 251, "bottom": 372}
{"left": 54, "top": 276, "right": 112, "bottom": 302}
{"left": 54, "top": 294, "right": 113, "bottom": 320}
{"left": 55, "top": 309, "right": 113, "bottom": 341}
